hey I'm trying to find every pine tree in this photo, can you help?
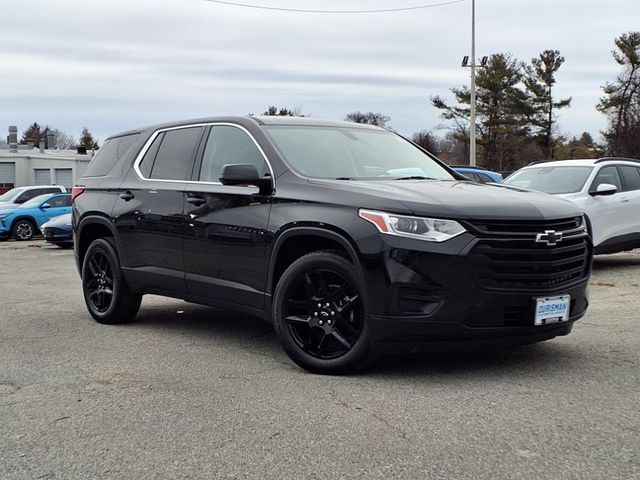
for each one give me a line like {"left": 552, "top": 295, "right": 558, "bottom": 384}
{"left": 79, "top": 127, "right": 99, "bottom": 150}
{"left": 431, "top": 53, "right": 532, "bottom": 172}
{"left": 20, "top": 122, "right": 43, "bottom": 146}
{"left": 524, "top": 50, "right": 572, "bottom": 159}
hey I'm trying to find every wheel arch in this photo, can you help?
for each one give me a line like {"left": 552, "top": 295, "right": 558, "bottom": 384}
{"left": 76, "top": 214, "right": 118, "bottom": 272}
{"left": 267, "top": 226, "right": 363, "bottom": 295}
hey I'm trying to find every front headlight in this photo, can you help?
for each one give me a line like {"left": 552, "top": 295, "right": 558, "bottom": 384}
{"left": 359, "top": 209, "right": 466, "bottom": 242}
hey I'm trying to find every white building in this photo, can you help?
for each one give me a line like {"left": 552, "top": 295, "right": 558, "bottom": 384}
{"left": 0, "top": 149, "right": 92, "bottom": 190}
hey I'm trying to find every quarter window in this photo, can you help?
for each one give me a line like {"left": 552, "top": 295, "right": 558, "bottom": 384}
{"left": 199, "top": 126, "right": 268, "bottom": 183}
{"left": 149, "top": 127, "right": 203, "bottom": 181}
{"left": 620, "top": 165, "right": 640, "bottom": 191}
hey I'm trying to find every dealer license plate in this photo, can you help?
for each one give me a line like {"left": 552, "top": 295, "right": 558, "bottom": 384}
{"left": 534, "top": 295, "right": 570, "bottom": 326}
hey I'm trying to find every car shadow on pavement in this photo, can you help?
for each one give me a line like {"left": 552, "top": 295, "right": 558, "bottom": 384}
{"left": 592, "top": 251, "right": 640, "bottom": 271}
{"left": 129, "top": 300, "right": 585, "bottom": 378}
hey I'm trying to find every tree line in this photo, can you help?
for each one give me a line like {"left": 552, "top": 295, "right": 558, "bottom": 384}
{"left": 265, "top": 31, "right": 640, "bottom": 173}
{"left": 16, "top": 123, "right": 99, "bottom": 150}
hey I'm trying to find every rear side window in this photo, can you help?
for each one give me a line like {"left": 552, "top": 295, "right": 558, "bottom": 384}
{"left": 16, "top": 189, "right": 44, "bottom": 203}
{"left": 138, "top": 133, "right": 164, "bottom": 178}
{"left": 47, "top": 195, "right": 71, "bottom": 207}
{"left": 149, "top": 127, "right": 203, "bottom": 181}
{"left": 83, "top": 133, "right": 141, "bottom": 177}
{"left": 43, "top": 187, "right": 63, "bottom": 194}
{"left": 620, "top": 165, "right": 640, "bottom": 191}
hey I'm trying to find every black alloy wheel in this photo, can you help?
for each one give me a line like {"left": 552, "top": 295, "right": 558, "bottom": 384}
{"left": 82, "top": 238, "right": 142, "bottom": 324}
{"left": 13, "top": 220, "right": 35, "bottom": 241}
{"left": 85, "top": 248, "right": 114, "bottom": 313}
{"left": 273, "top": 251, "right": 369, "bottom": 374}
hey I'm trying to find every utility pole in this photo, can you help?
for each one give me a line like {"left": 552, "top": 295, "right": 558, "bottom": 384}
{"left": 469, "top": 0, "right": 476, "bottom": 166}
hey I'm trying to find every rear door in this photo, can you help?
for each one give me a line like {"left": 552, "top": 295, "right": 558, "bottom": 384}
{"left": 617, "top": 165, "right": 640, "bottom": 236}
{"left": 113, "top": 126, "right": 204, "bottom": 294}
{"left": 183, "top": 124, "right": 272, "bottom": 309}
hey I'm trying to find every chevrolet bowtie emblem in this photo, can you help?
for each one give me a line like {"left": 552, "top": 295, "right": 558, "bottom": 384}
{"left": 535, "top": 230, "right": 563, "bottom": 246}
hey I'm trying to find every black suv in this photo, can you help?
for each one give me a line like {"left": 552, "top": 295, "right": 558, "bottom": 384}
{"left": 73, "top": 116, "right": 592, "bottom": 373}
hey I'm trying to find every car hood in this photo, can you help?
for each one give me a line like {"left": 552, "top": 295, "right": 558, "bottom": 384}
{"left": 44, "top": 213, "right": 72, "bottom": 227}
{"left": 308, "top": 179, "right": 582, "bottom": 220}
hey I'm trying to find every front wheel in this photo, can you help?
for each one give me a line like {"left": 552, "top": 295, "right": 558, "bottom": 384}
{"left": 273, "top": 251, "right": 369, "bottom": 374}
{"left": 12, "top": 219, "right": 35, "bottom": 241}
{"left": 82, "top": 238, "right": 142, "bottom": 324}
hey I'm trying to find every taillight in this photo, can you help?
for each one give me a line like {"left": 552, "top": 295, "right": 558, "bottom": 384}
{"left": 71, "top": 186, "right": 85, "bottom": 203}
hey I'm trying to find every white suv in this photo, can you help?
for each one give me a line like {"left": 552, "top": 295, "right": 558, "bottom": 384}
{"left": 0, "top": 185, "right": 66, "bottom": 208}
{"left": 504, "top": 158, "right": 640, "bottom": 254}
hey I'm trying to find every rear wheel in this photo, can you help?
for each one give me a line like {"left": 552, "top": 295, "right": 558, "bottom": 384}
{"left": 82, "top": 238, "right": 142, "bottom": 324}
{"left": 273, "top": 251, "right": 369, "bottom": 374}
{"left": 12, "top": 219, "right": 35, "bottom": 241}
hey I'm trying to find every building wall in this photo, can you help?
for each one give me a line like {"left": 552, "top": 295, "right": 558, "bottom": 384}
{"left": 0, "top": 151, "right": 92, "bottom": 190}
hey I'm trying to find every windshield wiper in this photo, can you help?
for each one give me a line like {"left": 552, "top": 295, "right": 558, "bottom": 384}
{"left": 394, "top": 175, "right": 435, "bottom": 180}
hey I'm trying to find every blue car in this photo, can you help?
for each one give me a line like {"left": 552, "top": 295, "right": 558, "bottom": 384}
{"left": 451, "top": 165, "right": 503, "bottom": 183}
{"left": 0, "top": 193, "right": 72, "bottom": 241}
{"left": 41, "top": 213, "right": 73, "bottom": 248}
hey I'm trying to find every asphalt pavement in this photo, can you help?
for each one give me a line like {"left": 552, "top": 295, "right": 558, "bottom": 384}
{"left": 1, "top": 240, "right": 638, "bottom": 479}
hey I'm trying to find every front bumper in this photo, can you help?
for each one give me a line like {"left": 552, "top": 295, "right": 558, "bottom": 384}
{"left": 358, "top": 230, "right": 591, "bottom": 349}
{"left": 43, "top": 227, "right": 73, "bottom": 243}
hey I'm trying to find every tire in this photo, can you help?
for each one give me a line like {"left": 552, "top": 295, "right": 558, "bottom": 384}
{"left": 12, "top": 219, "right": 35, "bottom": 241}
{"left": 81, "top": 238, "right": 142, "bottom": 324}
{"left": 273, "top": 251, "right": 369, "bottom": 374}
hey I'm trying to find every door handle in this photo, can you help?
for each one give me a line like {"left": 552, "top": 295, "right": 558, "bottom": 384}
{"left": 621, "top": 198, "right": 630, "bottom": 203}
{"left": 119, "top": 191, "right": 135, "bottom": 201}
{"left": 187, "top": 195, "right": 206, "bottom": 206}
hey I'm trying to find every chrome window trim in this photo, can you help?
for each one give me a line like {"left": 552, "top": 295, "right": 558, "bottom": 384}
{"left": 132, "top": 122, "right": 275, "bottom": 188}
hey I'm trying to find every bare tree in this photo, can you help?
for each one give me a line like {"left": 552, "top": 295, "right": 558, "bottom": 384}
{"left": 344, "top": 112, "right": 390, "bottom": 127}
{"left": 597, "top": 31, "right": 640, "bottom": 157}
{"left": 52, "top": 129, "right": 77, "bottom": 150}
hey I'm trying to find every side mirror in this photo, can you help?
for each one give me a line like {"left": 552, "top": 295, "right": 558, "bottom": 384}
{"left": 589, "top": 183, "right": 617, "bottom": 196}
{"left": 220, "top": 164, "right": 273, "bottom": 195}
{"left": 41, "top": 203, "right": 51, "bottom": 209}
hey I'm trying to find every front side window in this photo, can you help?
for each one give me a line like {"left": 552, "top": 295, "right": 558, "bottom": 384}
{"left": 504, "top": 166, "right": 593, "bottom": 194}
{"left": 149, "top": 127, "right": 203, "bottom": 181}
{"left": 590, "top": 166, "right": 622, "bottom": 192}
{"left": 264, "top": 126, "right": 453, "bottom": 180}
{"left": 620, "top": 165, "right": 640, "bottom": 191}
{"left": 199, "top": 126, "right": 268, "bottom": 182}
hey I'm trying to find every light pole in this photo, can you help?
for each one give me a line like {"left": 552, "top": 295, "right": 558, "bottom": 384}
{"left": 470, "top": 0, "right": 476, "bottom": 166}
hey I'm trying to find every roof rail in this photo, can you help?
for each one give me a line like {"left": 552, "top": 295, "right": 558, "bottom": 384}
{"left": 449, "top": 165, "right": 488, "bottom": 170}
{"left": 594, "top": 157, "right": 640, "bottom": 164}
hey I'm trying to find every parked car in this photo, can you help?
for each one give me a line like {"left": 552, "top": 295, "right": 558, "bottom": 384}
{"left": 0, "top": 185, "right": 66, "bottom": 208}
{"left": 504, "top": 158, "right": 640, "bottom": 254}
{"left": 0, "top": 193, "right": 72, "bottom": 241}
{"left": 41, "top": 213, "right": 73, "bottom": 248}
{"left": 451, "top": 165, "right": 503, "bottom": 183}
{"left": 74, "top": 116, "right": 592, "bottom": 374}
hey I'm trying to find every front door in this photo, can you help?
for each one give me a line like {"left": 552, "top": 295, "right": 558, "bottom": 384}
{"left": 183, "top": 124, "right": 272, "bottom": 309}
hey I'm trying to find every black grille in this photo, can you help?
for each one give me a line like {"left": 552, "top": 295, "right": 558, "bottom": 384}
{"left": 466, "top": 217, "right": 591, "bottom": 291}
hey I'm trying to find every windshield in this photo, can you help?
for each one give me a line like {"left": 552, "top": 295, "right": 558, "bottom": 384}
{"left": 0, "top": 188, "right": 21, "bottom": 202}
{"left": 504, "top": 166, "right": 593, "bottom": 194}
{"left": 19, "top": 194, "right": 52, "bottom": 208}
{"left": 265, "top": 126, "right": 454, "bottom": 180}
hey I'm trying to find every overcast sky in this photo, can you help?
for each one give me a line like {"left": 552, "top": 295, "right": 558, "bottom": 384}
{"left": 1, "top": 0, "right": 639, "bottom": 143}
